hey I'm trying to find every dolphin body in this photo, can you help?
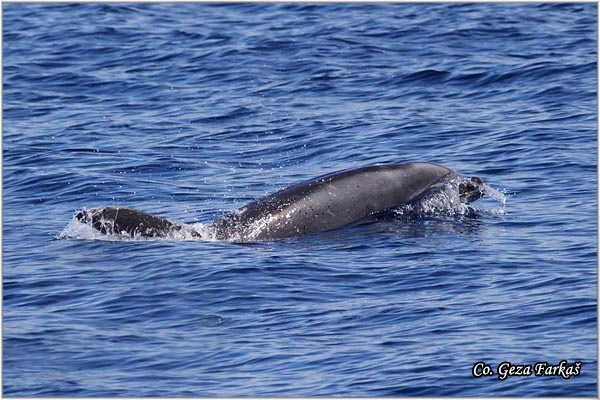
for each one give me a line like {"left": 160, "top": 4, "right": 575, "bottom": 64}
{"left": 75, "top": 162, "right": 485, "bottom": 242}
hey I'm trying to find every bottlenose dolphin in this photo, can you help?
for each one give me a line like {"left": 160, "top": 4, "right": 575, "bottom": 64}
{"left": 75, "top": 162, "right": 485, "bottom": 242}
{"left": 75, "top": 206, "right": 201, "bottom": 239}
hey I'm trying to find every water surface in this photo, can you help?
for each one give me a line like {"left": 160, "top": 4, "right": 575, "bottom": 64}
{"left": 3, "top": 3, "right": 597, "bottom": 396}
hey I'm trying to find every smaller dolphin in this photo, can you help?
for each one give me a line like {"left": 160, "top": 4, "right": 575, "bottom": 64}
{"left": 75, "top": 206, "right": 201, "bottom": 239}
{"left": 75, "top": 162, "right": 485, "bottom": 242}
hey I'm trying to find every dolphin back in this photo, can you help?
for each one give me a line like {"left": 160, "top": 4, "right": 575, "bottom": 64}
{"left": 213, "top": 162, "right": 457, "bottom": 241}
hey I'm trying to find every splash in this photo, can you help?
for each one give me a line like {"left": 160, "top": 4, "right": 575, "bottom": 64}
{"left": 482, "top": 183, "right": 507, "bottom": 206}
{"left": 393, "top": 176, "right": 507, "bottom": 218}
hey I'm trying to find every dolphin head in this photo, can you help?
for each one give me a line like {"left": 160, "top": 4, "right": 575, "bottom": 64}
{"left": 458, "top": 176, "right": 485, "bottom": 204}
{"left": 75, "top": 206, "right": 179, "bottom": 238}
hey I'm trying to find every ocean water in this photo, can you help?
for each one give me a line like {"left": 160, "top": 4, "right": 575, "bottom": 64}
{"left": 2, "top": 3, "right": 597, "bottom": 397}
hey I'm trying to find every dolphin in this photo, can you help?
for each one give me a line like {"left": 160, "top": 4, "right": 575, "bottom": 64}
{"left": 75, "top": 162, "right": 485, "bottom": 242}
{"left": 75, "top": 205, "right": 201, "bottom": 239}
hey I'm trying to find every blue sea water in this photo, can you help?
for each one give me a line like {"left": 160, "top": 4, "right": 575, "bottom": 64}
{"left": 2, "top": 2, "right": 597, "bottom": 397}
